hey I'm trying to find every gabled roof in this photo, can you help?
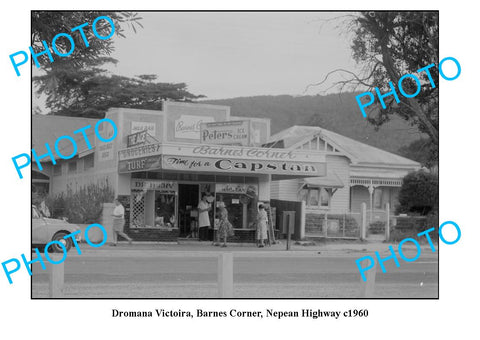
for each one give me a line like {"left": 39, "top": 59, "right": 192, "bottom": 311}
{"left": 268, "top": 125, "right": 420, "bottom": 168}
{"left": 32, "top": 115, "right": 99, "bottom": 161}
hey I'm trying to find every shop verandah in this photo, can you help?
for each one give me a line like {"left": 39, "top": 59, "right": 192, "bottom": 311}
{"left": 115, "top": 142, "right": 328, "bottom": 243}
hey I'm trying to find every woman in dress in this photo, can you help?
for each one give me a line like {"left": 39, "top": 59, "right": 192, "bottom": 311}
{"left": 256, "top": 204, "right": 268, "bottom": 248}
{"left": 218, "top": 203, "right": 234, "bottom": 247}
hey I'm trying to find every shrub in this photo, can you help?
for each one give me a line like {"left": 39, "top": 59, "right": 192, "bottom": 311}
{"left": 396, "top": 170, "right": 438, "bottom": 215}
{"left": 390, "top": 214, "right": 439, "bottom": 244}
{"left": 368, "top": 221, "right": 385, "bottom": 234}
{"left": 45, "top": 180, "right": 114, "bottom": 224}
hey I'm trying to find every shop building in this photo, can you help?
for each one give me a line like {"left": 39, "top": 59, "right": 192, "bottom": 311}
{"left": 32, "top": 102, "right": 327, "bottom": 241}
{"left": 33, "top": 102, "right": 420, "bottom": 241}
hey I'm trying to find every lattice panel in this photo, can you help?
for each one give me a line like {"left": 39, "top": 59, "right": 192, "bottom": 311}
{"left": 130, "top": 191, "right": 145, "bottom": 228}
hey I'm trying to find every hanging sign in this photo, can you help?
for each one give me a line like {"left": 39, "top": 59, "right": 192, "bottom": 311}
{"left": 127, "top": 130, "right": 147, "bottom": 147}
{"left": 215, "top": 183, "right": 258, "bottom": 196}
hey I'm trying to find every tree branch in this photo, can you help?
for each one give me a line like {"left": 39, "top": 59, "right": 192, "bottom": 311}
{"left": 303, "top": 62, "right": 381, "bottom": 94}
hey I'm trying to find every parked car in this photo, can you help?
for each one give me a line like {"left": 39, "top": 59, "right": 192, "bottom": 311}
{"left": 32, "top": 205, "right": 81, "bottom": 252}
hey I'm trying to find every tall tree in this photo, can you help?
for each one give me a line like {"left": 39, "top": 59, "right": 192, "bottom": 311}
{"left": 32, "top": 12, "right": 202, "bottom": 117}
{"left": 397, "top": 138, "right": 437, "bottom": 168}
{"left": 35, "top": 72, "right": 203, "bottom": 118}
{"left": 351, "top": 12, "right": 439, "bottom": 146}
{"left": 309, "top": 12, "right": 439, "bottom": 150}
{"left": 32, "top": 11, "right": 142, "bottom": 94}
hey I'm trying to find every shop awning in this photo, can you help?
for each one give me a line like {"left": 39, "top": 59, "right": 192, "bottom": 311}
{"left": 301, "top": 172, "right": 344, "bottom": 189}
{"left": 118, "top": 142, "right": 327, "bottom": 178}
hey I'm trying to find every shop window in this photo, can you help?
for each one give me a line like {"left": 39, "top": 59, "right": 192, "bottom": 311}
{"left": 300, "top": 187, "right": 331, "bottom": 208}
{"left": 154, "top": 192, "right": 176, "bottom": 228}
{"left": 53, "top": 163, "right": 62, "bottom": 176}
{"left": 216, "top": 192, "right": 254, "bottom": 229}
{"left": 130, "top": 189, "right": 177, "bottom": 229}
{"left": 83, "top": 153, "right": 94, "bottom": 171}
{"left": 68, "top": 161, "right": 77, "bottom": 173}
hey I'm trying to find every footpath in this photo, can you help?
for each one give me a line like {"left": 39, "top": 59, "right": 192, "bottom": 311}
{"left": 71, "top": 238, "right": 439, "bottom": 258}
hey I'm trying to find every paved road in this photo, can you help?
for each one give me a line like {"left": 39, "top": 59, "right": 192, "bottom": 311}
{"left": 31, "top": 243, "right": 438, "bottom": 298}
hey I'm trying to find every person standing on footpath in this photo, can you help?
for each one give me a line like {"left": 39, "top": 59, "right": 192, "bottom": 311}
{"left": 256, "top": 204, "right": 268, "bottom": 247}
{"left": 110, "top": 198, "right": 133, "bottom": 246}
{"left": 198, "top": 194, "right": 212, "bottom": 241}
{"left": 217, "top": 201, "right": 234, "bottom": 247}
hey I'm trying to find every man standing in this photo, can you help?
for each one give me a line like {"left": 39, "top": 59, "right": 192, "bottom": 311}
{"left": 197, "top": 194, "right": 212, "bottom": 241}
{"left": 111, "top": 198, "right": 133, "bottom": 246}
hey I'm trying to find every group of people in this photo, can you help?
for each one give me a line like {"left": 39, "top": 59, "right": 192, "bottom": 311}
{"left": 196, "top": 194, "right": 270, "bottom": 248}
{"left": 196, "top": 194, "right": 233, "bottom": 247}
{"left": 110, "top": 195, "right": 271, "bottom": 248}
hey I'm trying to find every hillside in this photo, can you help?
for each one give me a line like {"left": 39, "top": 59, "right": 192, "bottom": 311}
{"left": 203, "top": 93, "right": 426, "bottom": 155}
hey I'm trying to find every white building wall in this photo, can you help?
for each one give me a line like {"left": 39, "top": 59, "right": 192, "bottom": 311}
{"left": 326, "top": 155, "right": 350, "bottom": 214}
{"left": 274, "top": 179, "right": 300, "bottom": 201}
{"left": 273, "top": 154, "right": 351, "bottom": 214}
{"left": 49, "top": 157, "right": 117, "bottom": 196}
{"left": 270, "top": 180, "right": 281, "bottom": 200}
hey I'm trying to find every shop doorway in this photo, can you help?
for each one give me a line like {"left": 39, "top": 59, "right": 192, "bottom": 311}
{"left": 178, "top": 184, "right": 200, "bottom": 237}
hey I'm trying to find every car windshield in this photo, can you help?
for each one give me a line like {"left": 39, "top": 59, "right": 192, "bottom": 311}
{"left": 32, "top": 206, "right": 41, "bottom": 219}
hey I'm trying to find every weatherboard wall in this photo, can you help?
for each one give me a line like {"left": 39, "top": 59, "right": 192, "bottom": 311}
{"left": 271, "top": 154, "right": 351, "bottom": 215}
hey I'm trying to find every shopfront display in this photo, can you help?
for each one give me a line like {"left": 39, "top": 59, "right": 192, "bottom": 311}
{"left": 130, "top": 179, "right": 178, "bottom": 230}
{"left": 215, "top": 183, "right": 258, "bottom": 230}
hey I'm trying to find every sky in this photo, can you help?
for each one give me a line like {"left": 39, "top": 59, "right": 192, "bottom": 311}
{"left": 102, "top": 11, "right": 359, "bottom": 100}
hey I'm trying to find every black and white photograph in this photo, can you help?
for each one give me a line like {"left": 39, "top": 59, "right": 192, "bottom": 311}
{"left": 0, "top": 0, "right": 478, "bottom": 338}
{"left": 29, "top": 10, "right": 439, "bottom": 299}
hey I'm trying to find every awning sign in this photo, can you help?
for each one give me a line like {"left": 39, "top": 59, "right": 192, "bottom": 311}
{"left": 118, "top": 155, "right": 161, "bottom": 173}
{"left": 118, "top": 142, "right": 327, "bottom": 177}
{"left": 162, "top": 155, "right": 325, "bottom": 176}
{"left": 118, "top": 143, "right": 324, "bottom": 163}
